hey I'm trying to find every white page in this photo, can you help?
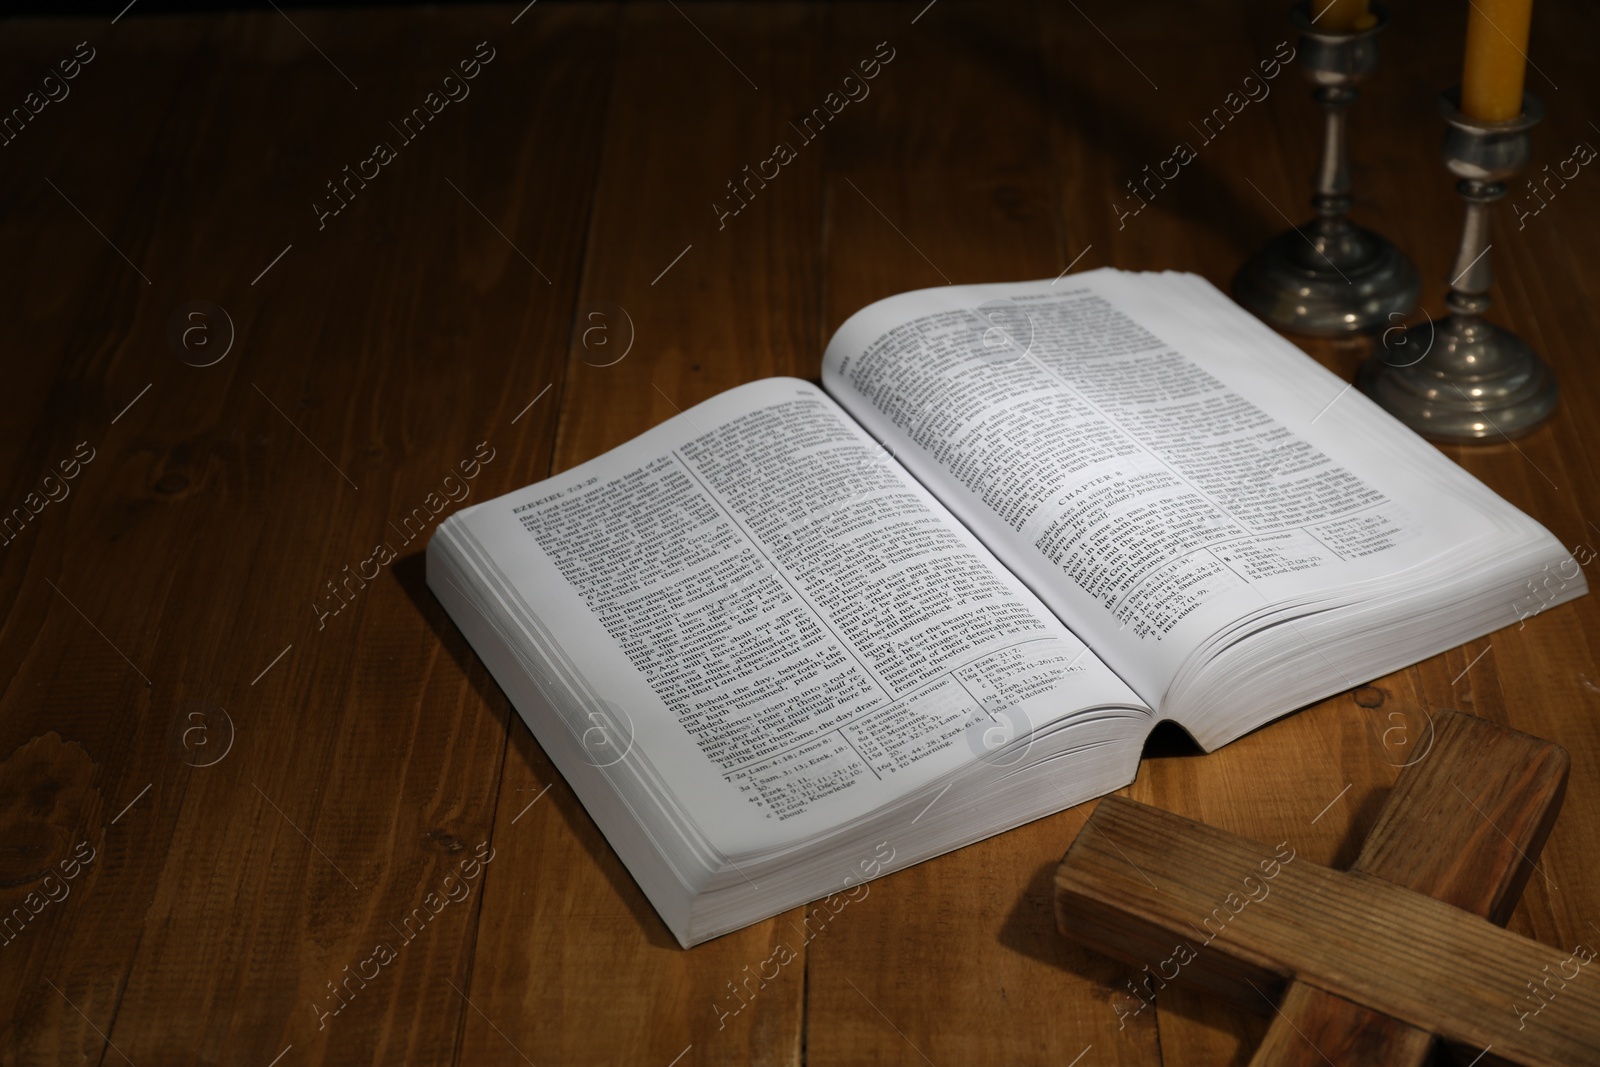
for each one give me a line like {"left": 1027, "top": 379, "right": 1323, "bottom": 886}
{"left": 447, "top": 377, "right": 1146, "bottom": 856}
{"left": 820, "top": 270, "right": 1553, "bottom": 708}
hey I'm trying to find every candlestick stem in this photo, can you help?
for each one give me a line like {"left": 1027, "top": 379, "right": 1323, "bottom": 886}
{"left": 1448, "top": 182, "right": 1496, "bottom": 307}
{"left": 1358, "top": 91, "right": 1556, "bottom": 441}
{"left": 1234, "top": 2, "right": 1419, "bottom": 336}
{"left": 1313, "top": 86, "right": 1353, "bottom": 215}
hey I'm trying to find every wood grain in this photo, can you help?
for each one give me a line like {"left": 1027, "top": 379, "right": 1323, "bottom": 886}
{"left": 0, "top": 0, "right": 1596, "bottom": 1064}
{"left": 1057, "top": 795, "right": 1600, "bottom": 1066}
{"left": 1248, "top": 983, "right": 1434, "bottom": 1067}
{"left": 1246, "top": 711, "right": 1570, "bottom": 1066}
{"left": 0, "top": 6, "right": 615, "bottom": 1065}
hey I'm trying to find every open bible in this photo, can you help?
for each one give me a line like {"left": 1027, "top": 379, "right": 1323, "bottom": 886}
{"left": 427, "top": 269, "right": 1583, "bottom": 947}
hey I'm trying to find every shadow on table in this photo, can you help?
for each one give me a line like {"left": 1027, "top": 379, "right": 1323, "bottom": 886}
{"left": 998, "top": 856, "right": 1266, "bottom": 1064}
{"left": 391, "top": 551, "right": 678, "bottom": 950}
{"left": 995, "top": 714, "right": 1389, "bottom": 1064}
{"left": 950, "top": 7, "right": 1276, "bottom": 262}
{"left": 990, "top": 730, "right": 1201, "bottom": 984}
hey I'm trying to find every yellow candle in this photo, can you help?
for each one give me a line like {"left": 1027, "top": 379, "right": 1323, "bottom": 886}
{"left": 1461, "top": 0, "right": 1535, "bottom": 122}
{"left": 1315, "top": 0, "right": 1375, "bottom": 32}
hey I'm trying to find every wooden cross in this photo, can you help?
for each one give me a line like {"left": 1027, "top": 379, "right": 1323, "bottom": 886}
{"left": 1055, "top": 711, "right": 1600, "bottom": 1066}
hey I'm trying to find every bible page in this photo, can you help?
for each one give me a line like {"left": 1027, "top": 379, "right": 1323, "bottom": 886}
{"left": 820, "top": 270, "right": 1561, "bottom": 709}
{"left": 445, "top": 377, "right": 1147, "bottom": 856}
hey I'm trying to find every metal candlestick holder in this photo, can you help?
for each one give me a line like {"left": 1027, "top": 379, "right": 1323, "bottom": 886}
{"left": 1235, "top": 2, "right": 1419, "bottom": 335}
{"left": 1359, "top": 90, "right": 1556, "bottom": 441}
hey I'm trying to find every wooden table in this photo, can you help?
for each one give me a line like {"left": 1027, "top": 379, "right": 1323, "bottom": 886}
{"left": 2, "top": 2, "right": 1596, "bottom": 1063}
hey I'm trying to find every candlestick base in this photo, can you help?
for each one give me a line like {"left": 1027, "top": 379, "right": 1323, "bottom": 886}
{"left": 1234, "top": 223, "right": 1420, "bottom": 336}
{"left": 1358, "top": 89, "right": 1556, "bottom": 442}
{"left": 1233, "top": 1, "right": 1417, "bottom": 336}
{"left": 1357, "top": 314, "right": 1557, "bottom": 441}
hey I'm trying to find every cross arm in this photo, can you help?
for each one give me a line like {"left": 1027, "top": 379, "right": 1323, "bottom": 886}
{"left": 1244, "top": 709, "right": 1571, "bottom": 1067}
{"left": 1055, "top": 794, "right": 1599, "bottom": 1067}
